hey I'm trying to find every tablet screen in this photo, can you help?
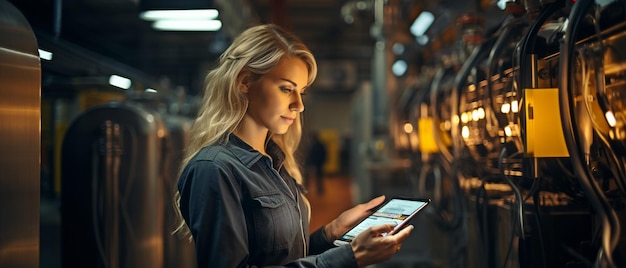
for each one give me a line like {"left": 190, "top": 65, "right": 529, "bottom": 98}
{"left": 339, "top": 198, "right": 429, "bottom": 241}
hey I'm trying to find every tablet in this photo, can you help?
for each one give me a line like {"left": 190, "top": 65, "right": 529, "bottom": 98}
{"left": 333, "top": 197, "right": 430, "bottom": 246}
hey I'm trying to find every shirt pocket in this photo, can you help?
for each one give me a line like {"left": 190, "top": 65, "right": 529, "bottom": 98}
{"left": 250, "top": 192, "right": 297, "bottom": 255}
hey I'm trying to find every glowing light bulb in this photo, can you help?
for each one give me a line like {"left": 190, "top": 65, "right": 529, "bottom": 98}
{"left": 461, "top": 112, "right": 469, "bottom": 123}
{"left": 472, "top": 109, "right": 480, "bottom": 121}
{"left": 504, "top": 126, "right": 512, "bottom": 137}
{"left": 403, "top": 123, "right": 414, "bottom": 134}
{"left": 511, "top": 100, "right": 519, "bottom": 113}
{"left": 501, "top": 103, "right": 511, "bottom": 113}
{"left": 605, "top": 111, "right": 617, "bottom": 127}
{"left": 462, "top": 126, "right": 470, "bottom": 138}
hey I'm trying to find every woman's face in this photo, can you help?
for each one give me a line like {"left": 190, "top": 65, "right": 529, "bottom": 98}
{"left": 245, "top": 56, "right": 309, "bottom": 135}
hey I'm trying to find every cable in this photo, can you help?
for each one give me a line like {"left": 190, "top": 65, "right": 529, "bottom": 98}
{"left": 578, "top": 12, "right": 626, "bottom": 194}
{"left": 452, "top": 37, "right": 497, "bottom": 159}
{"left": 532, "top": 187, "right": 547, "bottom": 268}
{"left": 518, "top": 0, "right": 564, "bottom": 91}
{"left": 499, "top": 146, "right": 526, "bottom": 238}
{"left": 475, "top": 181, "right": 491, "bottom": 267}
{"left": 559, "top": 1, "right": 620, "bottom": 266}
{"left": 501, "top": 201, "right": 518, "bottom": 268}
{"left": 430, "top": 66, "right": 457, "bottom": 164}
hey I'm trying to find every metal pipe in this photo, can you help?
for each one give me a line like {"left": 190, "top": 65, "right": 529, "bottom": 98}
{"left": 53, "top": 0, "right": 62, "bottom": 38}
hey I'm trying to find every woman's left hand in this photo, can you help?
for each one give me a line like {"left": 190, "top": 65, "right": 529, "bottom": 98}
{"left": 324, "top": 195, "right": 386, "bottom": 241}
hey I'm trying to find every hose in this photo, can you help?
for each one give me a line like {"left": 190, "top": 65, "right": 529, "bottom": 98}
{"left": 559, "top": 0, "right": 620, "bottom": 266}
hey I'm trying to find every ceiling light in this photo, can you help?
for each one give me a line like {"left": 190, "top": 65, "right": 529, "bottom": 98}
{"left": 109, "top": 75, "right": 132, "bottom": 90}
{"left": 139, "top": 0, "right": 217, "bottom": 11}
{"left": 392, "top": 42, "right": 405, "bottom": 56}
{"left": 152, "top": 19, "right": 222, "bottom": 31}
{"left": 416, "top": 35, "right": 429, "bottom": 45}
{"left": 391, "top": 60, "right": 408, "bottom": 77}
{"left": 410, "top": 11, "right": 435, "bottom": 37}
{"left": 38, "top": 49, "right": 53, "bottom": 61}
{"left": 140, "top": 9, "right": 219, "bottom": 21}
{"left": 497, "top": 0, "right": 513, "bottom": 10}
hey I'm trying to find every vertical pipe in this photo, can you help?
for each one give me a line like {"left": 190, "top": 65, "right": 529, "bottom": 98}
{"left": 529, "top": 53, "right": 541, "bottom": 179}
{"left": 270, "top": 0, "right": 291, "bottom": 30}
{"left": 53, "top": 0, "right": 62, "bottom": 39}
{"left": 100, "top": 121, "right": 120, "bottom": 268}
{"left": 371, "top": 0, "right": 387, "bottom": 136}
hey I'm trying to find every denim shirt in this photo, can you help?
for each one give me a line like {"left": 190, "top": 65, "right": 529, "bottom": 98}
{"left": 178, "top": 134, "right": 357, "bottom": 268}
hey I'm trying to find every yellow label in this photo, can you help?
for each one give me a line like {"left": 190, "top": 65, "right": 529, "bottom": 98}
{"left": 524, "top": 88, "right": 570, "bottom": 157}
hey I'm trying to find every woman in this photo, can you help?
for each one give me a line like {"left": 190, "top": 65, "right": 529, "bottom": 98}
{"left": 176, "top": 24, "right": 413, "bottom": 267}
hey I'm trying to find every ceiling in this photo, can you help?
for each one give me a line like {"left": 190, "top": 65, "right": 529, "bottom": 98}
{"left": 7, "top": 0, "right": 503, "bottom": 96}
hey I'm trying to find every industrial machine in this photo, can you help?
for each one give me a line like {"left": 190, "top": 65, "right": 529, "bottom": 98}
{"left": 387, "top": 0, "right": 626, "bottom": 267}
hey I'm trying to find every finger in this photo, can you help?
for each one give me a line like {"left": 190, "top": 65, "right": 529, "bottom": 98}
{"left": 390, "top": 224, "right": 414, "bottom": 241}
{"left": 363, "top": 195, "right": 386, "bottom": 211}
{"left": 368, "top": 223, "right": 396, "bottom": 235}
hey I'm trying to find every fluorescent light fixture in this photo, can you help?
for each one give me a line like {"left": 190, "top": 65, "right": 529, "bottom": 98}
{"left": 153, "top": 19, "right": 222, "bottom": 31}
{"left": 38, "top": 49, "right": 53, "bottom": 60}
{"left": 416, "top": 35, "right": 429, "bottom": 45}
{"left": 145, "top": 88, "right": 158, "bottom": 93}
{"left": 391, "top": 60, "right": 408, "bottom": 77}
{"left": 140, "top": 9, "right": 219, "bottom": 21}
{"left": 596, "top": 0, "right": 614, "bottom": 6}
{"left": 410, "top": 11, "right": 435, "bottom": 37}
{"left": 109, "top": 74, "right": 132, "bottom": 89}
{"left": 392, "top": 42, "right": 405, "bottom": 56}
{"left": 497, "top": 0, "right": 513, "bottom": 10}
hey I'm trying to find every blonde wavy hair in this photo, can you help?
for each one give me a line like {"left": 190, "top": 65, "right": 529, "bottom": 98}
{"left": 174, "top": 24, "right": 317, "bottom": 236}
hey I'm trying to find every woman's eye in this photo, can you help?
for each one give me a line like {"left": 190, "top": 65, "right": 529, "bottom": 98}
{"left": 280, "top": 86, "right": 293, "bottom": 93}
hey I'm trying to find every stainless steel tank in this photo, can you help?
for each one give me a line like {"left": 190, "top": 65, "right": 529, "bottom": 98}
{"left": 62, "top": 100, "right": 196, "bottom": 268}
{"left": 0, "top": 1, "right": 41, "bottom": 267}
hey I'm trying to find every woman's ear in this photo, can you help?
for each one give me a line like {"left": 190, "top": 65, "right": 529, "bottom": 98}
{"left": 238, "top": 71, "right": 250, "bottom": 93}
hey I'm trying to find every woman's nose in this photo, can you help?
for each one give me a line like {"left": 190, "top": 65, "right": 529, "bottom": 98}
{"left": 290, "top": 93, "right": 305, "bottom": 113}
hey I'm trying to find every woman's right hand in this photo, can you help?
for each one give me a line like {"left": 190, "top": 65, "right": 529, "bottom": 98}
{"left": 350, "top": 223, "right": 414, "bottom": 267}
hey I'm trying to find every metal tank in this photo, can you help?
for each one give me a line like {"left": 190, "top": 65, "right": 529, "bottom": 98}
{"left": 0, "top": 1, "right": 41, "bottom": 267}
{"left": 61, "top": 100, "right": 195, "bottom": 268}
{"left": 129, "top": 96, "right": 197, "bottom": 268}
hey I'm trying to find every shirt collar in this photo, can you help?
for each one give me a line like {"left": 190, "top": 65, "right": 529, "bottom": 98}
{"left": 227, "top": 134, "right": 285, "bottom": 170}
